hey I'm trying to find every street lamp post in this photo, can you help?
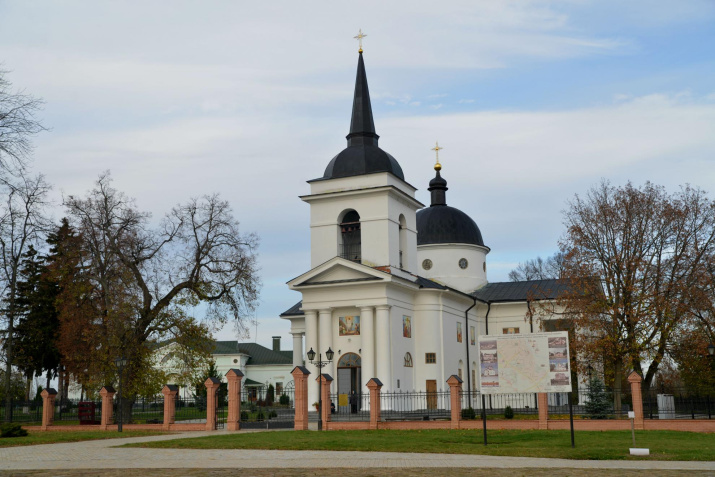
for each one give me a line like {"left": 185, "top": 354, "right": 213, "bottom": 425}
{"left": 708, "top": 343, "right": 714, "bottom": 358}
{"left": 114, "top": 356, "right": 128, "bottom": 432}
{"left": 307, "top": 346, "right": 334, "bottom": 431}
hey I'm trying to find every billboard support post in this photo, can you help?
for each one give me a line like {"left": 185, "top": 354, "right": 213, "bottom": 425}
{"left": 568, "top": 391, "right": 575, "bottom": 448}
{"left": 481, "top": 393, "right": 487, "bottom": 446}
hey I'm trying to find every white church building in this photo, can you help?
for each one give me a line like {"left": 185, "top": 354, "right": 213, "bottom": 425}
{"left": 280, "top": 49, "right": 568, "bottom": 407}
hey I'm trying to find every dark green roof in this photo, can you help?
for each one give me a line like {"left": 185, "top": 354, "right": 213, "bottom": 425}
{"left": 212, "top": 341, "right": 293, "bottom": 366}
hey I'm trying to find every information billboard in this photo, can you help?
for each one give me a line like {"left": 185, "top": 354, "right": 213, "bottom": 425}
{"left": 477, "top": 331, "right": 571, "bottom": 394}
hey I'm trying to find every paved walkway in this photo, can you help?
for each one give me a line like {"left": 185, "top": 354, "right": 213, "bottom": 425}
{"left": 0, "top": 430, "right": 713, "bottom": 472}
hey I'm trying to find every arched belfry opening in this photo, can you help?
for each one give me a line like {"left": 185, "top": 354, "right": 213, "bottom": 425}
{"left": 339, "top": 210, "right": 361, "bottom": 262}
{"left": 337, "top": 352, "right": 362, "bottom": 413}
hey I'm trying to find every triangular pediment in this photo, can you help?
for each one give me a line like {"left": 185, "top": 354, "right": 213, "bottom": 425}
{"left": 288, "top": 257, "right": 388, "bottom": 289}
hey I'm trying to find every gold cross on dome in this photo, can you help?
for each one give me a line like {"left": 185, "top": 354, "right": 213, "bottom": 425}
{"left": 431, "top": 141, "right": 443, "bottom": 170}
{"left": 354, "top": 29, "right": 367, "bottom": 53}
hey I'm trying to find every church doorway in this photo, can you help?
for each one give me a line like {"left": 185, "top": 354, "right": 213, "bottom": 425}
{"left": 337, "top": 352, "right": 361, "bottom": 413}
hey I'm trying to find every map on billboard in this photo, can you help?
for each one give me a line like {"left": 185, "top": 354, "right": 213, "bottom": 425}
{"left": 478, "top": 331, "right": 571, "bottom": 394}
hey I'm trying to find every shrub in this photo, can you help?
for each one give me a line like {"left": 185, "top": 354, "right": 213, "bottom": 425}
{"left": 279, "top": 394, "right": 290, "bottom": 405}
{"left": 461, "top": 407, "right": 476, "bottom": 420}
{"left": 256, "top": 410, "right": 265, "bottom": 421}
{"left": 504, "top": 405, "right": 514, "bottom": 419}
{"left": 269, "top": 410, "right": 278, "bottom": 418}
{"left": 0, "top": 423, "right": 28, "bottom": 438}
{"left": 240, "top": 411, "right": 248, "bottom": 421}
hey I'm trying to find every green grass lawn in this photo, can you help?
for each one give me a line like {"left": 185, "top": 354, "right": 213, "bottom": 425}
{"left": 0, "top": 429, "right": 167, "bottom": 447}
{"left": 129, "top": 429, "right": 715, "bottom": 461}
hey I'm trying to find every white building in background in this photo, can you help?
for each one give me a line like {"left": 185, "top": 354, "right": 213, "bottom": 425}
{"left": 280, "top": 49, "right": 570, "bottom": 408}
{"left": 154, "top": 336, "right": 294, "bottom": 399}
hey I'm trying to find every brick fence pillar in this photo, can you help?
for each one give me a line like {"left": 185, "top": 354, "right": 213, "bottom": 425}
{"left": 318, "top": 374, "right": 333, "bottom": 426}
{"left": 99, "top": 386, "right": 116, "bottom": 430}
{"left": 226, "top": 369, "right": 244, "bottom": 431}
{"left": 205, "top": 377, "right": 221, "bottom": 431}
{"left": 628, "top": 371, "right": 644, "bottom": 430}
{"left": 40, "top": 388, "right": 58, "bottom": 431}
{"left": 161, "top": 385, "right": 179, "bottom": 431}
{"left": 537, "top": 393, "right": 549, "bottom": 430}
{"left": 292, "top": 366, "right": 310, "bottom": 430}
{"left": 447, "top": 375, "right": 463, "bottom": 429}
{"left": 367, "top": 378, "right": 383, "bottom": 430}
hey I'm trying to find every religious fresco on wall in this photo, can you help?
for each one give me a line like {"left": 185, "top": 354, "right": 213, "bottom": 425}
{"left": 339, "top": 315, "right": 360, "bottom": 336}
{"left": 470, "top": 326, "right": 475, "bottom": 345}
{"left": 403, "top": 315, "right": 411, "bottom": 338}
{"left": 457, "top": 322, "right": 463, "bottom": 343}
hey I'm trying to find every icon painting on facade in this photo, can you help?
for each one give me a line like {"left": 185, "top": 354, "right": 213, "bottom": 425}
{"left": 403, "top": 315, "right": 411, "bottom": 338}
{"left": 339, "top": 315, "right": 360, "bottom": 336}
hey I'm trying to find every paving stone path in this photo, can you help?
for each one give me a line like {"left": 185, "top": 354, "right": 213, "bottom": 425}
{"left": 0, "top": 431, "right": 713, "bottom": 475}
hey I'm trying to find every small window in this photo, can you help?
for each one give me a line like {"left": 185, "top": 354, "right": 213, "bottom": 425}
{"left": 459, "top": 258, "right": 468, "bottom": 269}
{"left": 422, "top": 259, "right": 432, "bottom": 270}
{"left": 276, "top": 382, "right": 283, "bottom": 395}
{"left": 425, "top": 352, "right": 436, "bottom": 364}
{"left": 503, "top": 327, "right": 520, "bottom": 334}
{"left": 458, "top": 368, "right": 463, "bottom": 380}
{"left": 404, "top": 352, "right": 413, "bottom": 367}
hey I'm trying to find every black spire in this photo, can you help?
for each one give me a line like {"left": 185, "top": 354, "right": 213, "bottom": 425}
{"left": 428, "top": 169, "right": 448, "bottom": 206}
{"left": 346, "top": 52, "right": 379, "bottom": 147}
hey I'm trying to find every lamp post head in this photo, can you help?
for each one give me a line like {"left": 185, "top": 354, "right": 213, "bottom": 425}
{"left": 114, "top": 356, "right": 128, "bottom": 369}
{"left": 708, "top": 343, "right": 715, "bottom": 357}
{"left": 307, "top": 347, "right": 316, "bottom": 362}
{"left": 326, "top": 347, "right": 335, "bottom": 362}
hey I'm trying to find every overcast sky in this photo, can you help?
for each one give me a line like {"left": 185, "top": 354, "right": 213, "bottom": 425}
{"left": 1, "top": 1, "right": 714, "bottom": 349}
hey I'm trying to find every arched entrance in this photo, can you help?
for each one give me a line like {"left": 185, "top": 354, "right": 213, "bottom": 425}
{"left": 337, "top": 352, "right": 361, "bottom": 413}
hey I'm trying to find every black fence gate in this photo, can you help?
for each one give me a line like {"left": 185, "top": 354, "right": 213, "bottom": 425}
{"left": 240, "top": 385, "right": 295, "bottom": 429}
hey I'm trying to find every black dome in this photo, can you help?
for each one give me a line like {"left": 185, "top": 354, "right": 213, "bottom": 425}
{"left": 323, "top": 145, "right": 404, "bottom": 180}
{"left": 417, "top": 206, "right": 485, "bottom": 246}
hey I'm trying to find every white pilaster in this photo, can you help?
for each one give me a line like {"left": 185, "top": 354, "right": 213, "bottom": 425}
{"left": 305, "top": 310, "right": 318, "bottom": 406}
{"left": 375, "top": 305, "right": 392, "bottom": 391}
{"left": 292, "top": 332, "right": 303, "bottom": 367}
{"left": 359, "top": 306, "right": 375, "bottom": 391}
{"left": 318, "top": 309, "right": 334, "bottom": 383}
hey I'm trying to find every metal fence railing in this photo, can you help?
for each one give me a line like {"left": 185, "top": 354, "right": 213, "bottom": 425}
{"left": 328, "top": 392, "right": 370, "bottom": 421}
{"left": 643, "top": 390, "right": 713, "bottom": 420}
{"left": 1, "top": 400, "right": 44, "bottom": 424}
{"left": 380, "top": 390, "right": 451, "bottom": 421}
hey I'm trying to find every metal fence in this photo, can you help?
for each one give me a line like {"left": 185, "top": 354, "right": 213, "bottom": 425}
{"left": 1, "top": 400, "right": 43, "bottom": 424}
{"left": 643, "top": 389, "right": 713, "bottom": 420}
{"left": 380, "top": 390, "right": 451, "bottom": 421}
{"left": 328, "top": 392, "right": 370, "bottom": 421}
{"left": 240, "top": 387, "right": 295, "bottom": 429}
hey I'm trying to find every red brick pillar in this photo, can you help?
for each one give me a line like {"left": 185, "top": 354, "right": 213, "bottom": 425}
{"left": 447, "top": 375, "right": 463, "bottom": 429}
{"left": 205, "top": 377, "right": 221, "bottom": 431}
{"left": 40, "top": 388, "right": 58, "bottom": 431}
{"left": 99, "top": 386, "right": 116, "bottom": 430}
{"left": 628, "top": 371, "right": 644, "bottom": 430}
{"left": 161, "top": 385, "right": 179, "bottom": 431}
{"left": 226, "top": 369, "right": 244, "bottom": 431}
{"left": 367, "top": 378, "right": 383, "bottom": 430}
{"left": 292, "top": 366, "right": 310, "bottom": 430}
{"left": 537, "top": 393, "right": 549, "bottom": 430}
{"left": 318, "top": 373, "right": 333, "bottom": 427}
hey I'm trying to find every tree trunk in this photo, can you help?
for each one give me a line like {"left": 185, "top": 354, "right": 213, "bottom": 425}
{"left": 613, "top": 359, "right": 622, "bottom": 413}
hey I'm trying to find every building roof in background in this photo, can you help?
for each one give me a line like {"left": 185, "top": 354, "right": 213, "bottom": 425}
{"left": 472, "top": 279, "right": 571, "bottom": 303}
{"left": 212, "top": 341, "right": 293, "bottom": 366}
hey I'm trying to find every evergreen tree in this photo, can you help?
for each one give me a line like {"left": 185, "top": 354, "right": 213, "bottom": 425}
{"left": 585, "top": 377, "right": 611, "bottom": 419}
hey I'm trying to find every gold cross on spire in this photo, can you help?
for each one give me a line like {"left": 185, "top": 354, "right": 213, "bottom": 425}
{"left": 354, "top": 29, "right": 367, "bottom": 53}
{"left": 432, "top": 141, "right": 443, "bottom": 171}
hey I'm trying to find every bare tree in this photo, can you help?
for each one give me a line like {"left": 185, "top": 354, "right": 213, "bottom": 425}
{"left": 508, "top": 252, "right": 564, "bottom": 282}
{"left": 59, "top": 173, "right": 260, "bottom": 405}
{"left": 0, "top": 70, "right": 46, "bottom": 176}
{"left": 0, "top": 173, "right": 52, "bottom": 420}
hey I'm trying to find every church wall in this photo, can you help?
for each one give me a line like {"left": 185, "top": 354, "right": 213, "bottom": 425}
{"left": 439, "top": 299, "right": 474, "bottom": 389}
{"left": 385, "top": 288, "right": 418, "bottom": 392}
{"left": 412, "top": 295, "right": 443, "bottom": 392}
{"left": 416, "top": 244, "right": 488, "bottom": 293}
{"left": 488, "top": 302, "right": 536, "bottom": 335}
